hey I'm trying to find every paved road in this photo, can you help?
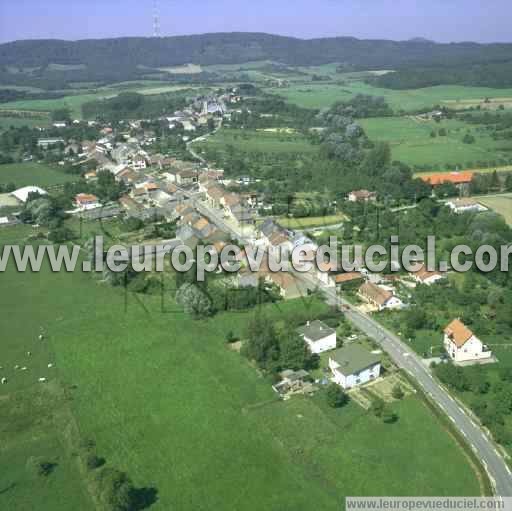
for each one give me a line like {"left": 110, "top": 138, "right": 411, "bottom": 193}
{"left": 320, "top": 283, "right": 512, "bottom": 497}
{"left": 194, "top": 201, "right": 512, "bottom": 497}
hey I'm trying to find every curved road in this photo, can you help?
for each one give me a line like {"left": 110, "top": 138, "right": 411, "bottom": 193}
{"left": 191, "top": 192, "right": 512, "bottom": 497}
{"left": 321, "top": 283, "right": 512, "bottom": 497}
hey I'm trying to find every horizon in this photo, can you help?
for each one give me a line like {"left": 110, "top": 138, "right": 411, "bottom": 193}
{"left": 1, "top": 0, "right": 512, "bottom": 45}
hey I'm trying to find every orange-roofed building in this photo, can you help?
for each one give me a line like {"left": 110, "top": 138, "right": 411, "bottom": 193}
{"left": 75, "top": 193, "right": 100, "bottom": 210}
{"left": 335, "top": 272, "right": 364, "bottom": 286}
{"left": 443, "top": 319, "right": 492, "bottom": 363}
{"left": 420, "top": 171, "right": 474, "bottom": 187}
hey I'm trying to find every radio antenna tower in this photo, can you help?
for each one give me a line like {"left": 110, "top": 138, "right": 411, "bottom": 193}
{"left": 153, "top": 0, "right": 161, "bottom": 38}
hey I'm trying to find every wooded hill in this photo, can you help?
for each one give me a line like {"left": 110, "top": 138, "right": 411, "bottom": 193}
{"left": 3, "top": 32, "right": 512, "bottom": 89}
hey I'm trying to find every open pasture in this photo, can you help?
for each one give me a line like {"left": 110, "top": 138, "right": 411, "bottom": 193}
{"left": 270, "top": 81, "right": 512, "bottom": 112}
{"left": 0, "top": 227, "right": 483, "bottom": 509}
{"left": 0, "top": 162, "right": 76, "bottom": 188}
{"left": 360, "top": 116, "right": 512, "bottom": 169}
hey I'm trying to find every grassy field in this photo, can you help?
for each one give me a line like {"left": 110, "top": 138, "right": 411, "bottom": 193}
{"left": 0, "top": 163, "right": 76, "bottom": 188}
{"left": 276, "top": 214, "right": 346, "bottom": 229}
{"left": 0, "top": 225, "right": 484, "bottom": 509}
{"left": 478, "top": 193, "right": 512, "bottom": 225}
{"left": 197, "top": 128, "right": 318, "bottom": 155}
{"left": 0, "top": 83, "right": 209, "bottom": 119}
{"left": 270, "top": 81, "right": 512, "bottom": 112}
{"left": 0, "top": 116, "right": 49, "bottom": 130}
{"left": 359, "top": 116, "right": 512, "bottom": 169}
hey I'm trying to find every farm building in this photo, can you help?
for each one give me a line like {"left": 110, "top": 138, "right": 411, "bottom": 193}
{"left": 11, "top": 186, "right": 48, "bottom": 203}
{"left": 421, "top": 171, "right": 474, "bottom": 188}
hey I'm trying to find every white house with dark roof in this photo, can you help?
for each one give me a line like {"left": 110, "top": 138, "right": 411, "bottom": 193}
{"left": 297, "top": 320, "right": 337, "bottom": 354}
{"left": 328, "top": 344, "right": 381, "bottom": 389}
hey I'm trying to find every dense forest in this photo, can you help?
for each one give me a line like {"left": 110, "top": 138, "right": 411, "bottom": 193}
{"left": 371, "top": 61, "right": 512, "bottom": 89}
{"left": 3, "top": 33, "right": 512, "bottom": 89}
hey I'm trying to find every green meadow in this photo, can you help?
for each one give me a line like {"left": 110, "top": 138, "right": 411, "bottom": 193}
{"left": 197, "top": 128, "right": 318, "bottom": 155}
{"left": 359, "top": 116, "right": 512, "bottom": 169}
{"left": 0, "top": 224, "right": 483, "bottom": 510}
{"left": 270, "top": 81, "right": 512, "bottom": 112}
{"left": 0, "top": 163, "right": 76, "bottom": 188}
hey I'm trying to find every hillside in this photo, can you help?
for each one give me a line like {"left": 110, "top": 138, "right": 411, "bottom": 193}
{"left": 3, "top": 33, "right": 512, "bottom": 89}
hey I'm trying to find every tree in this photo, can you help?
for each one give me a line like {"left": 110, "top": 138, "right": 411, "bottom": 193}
{"left": 27, "top": 457, "right": 57, "bottom": 477}
{"left": 438, "top": 128, "right": 447, "bottom": 136}
{"left": 382, "top": 407, "right": 398, "bottom": 424}
{"left": 371, "top": 396, "right": 386, "bottom": 417}
{"left": 463, "top": 133, "right": 476, "bottom": 144}
{"left": 279, "top": 332, "right": 309, "bottom": 371}
{"left": 326, "top": 383, "right": 349, "bottom": 408}
{"left": 225, "top": 330, "right": 237, "bottom": 343}
{"left": 245, "top": 314, "right": 280, "bottom": 370}
{"left": 391, "top": 384, "right": 404, "bottom": 400}
{"left": 95, "top": 467, "right": 135, "bottom": 511}
{"left": 175, "top": 283, "right": 213, "bottom": 319}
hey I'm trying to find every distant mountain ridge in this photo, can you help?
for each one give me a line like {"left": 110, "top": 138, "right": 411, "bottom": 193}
{"left": 2, "top": 32, "right": 512, "bottom": 90}
{"left": 2, "top": 32, "right": 512, "bottom": 69}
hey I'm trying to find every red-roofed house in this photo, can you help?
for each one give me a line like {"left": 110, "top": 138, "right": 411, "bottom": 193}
{"left": 443, "top": 319, "right": 492, "bottom": 363}
{"left": 75, "top": 193, "right": 100, "bottom": 211}
{"left": 420, "top": 171, "right": 474, "bottom": 187}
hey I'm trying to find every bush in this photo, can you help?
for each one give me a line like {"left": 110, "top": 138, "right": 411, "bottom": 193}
{"left": 326, "top": 383, "right": 349, "bottom": 408}
{"left": 95, "top": 467, "right": 136, "bottom": 511}
{"left": 382, "top": 407, "right": 398, "bottom": 424}
{"left": 225, "top": 330, "right": 237, "bottom": 343}
{"left": 392, "top": 384, "right": 404, "bottom": 400}
{"left": 27, "top": 457, "right": 57, "bottom": 477}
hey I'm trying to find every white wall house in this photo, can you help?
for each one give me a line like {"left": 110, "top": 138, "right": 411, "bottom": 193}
{"left": 411, "top": 264, "right": 446, "bottom": 286}
{"left": 297, "top": 320, "right": 337, "bottom": 354}
{"left": 328, "top": 344, "right": 381, "bottom": 389}
{"left": 358, "top": 282, "right": 403, "bottom": 311}
{"left": 443, "top": 319, "right": 492, "bottom": 363}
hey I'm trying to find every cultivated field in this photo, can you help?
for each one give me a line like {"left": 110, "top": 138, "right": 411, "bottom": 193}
{"left": 0, "top": 163, "right": 76, "bottom": 188}
{"left": 0, "top": 226, "right": 483, "bottom": 510}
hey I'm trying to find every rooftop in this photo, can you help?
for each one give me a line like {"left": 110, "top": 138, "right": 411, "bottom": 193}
{"left": 444, "top": 319, "right": 474, "bottom": 348}
{"left": 330, "top": 344, "right": 381, "bottom": 376}
{"left": 297, "top": 320, "right": 336, "bottom": 342}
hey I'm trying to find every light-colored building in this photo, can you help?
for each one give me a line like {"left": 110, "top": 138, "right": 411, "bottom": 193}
{"left": 358, "top": 281, "right": 403, "bottom": 311}
{"left": 443, "top": 319, "right": 492, "bottom": 363}
{"left": 347, "top": 189, "right": 377, "bottom": 202}
{"left": 74, "top": 193, "right": 101, "bottom": 211}
{"left": 329, "top": 344, "right": 381, "bottom": 389}
{"left": 297, "top": 320, "right": 337, "bottom": 354}
{"left": 11, "top": 186, "right": 48, "bottom": 203}
{"left": 447, "top": 198, "right": 488, "bottom": 214}
{"left": 411, "top": 264, "right": 446, "bottom": 286}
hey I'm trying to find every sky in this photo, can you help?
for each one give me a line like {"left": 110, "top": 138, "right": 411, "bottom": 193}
{"left": 0, "top": 0, "right": 510, "bottom": 44}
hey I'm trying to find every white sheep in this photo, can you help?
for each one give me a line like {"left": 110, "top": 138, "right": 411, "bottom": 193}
{"left": 38, "top": 377, "right": 47, "bottom": 383}
{"left": 38, "top": 334, "right": 44, "bottom": 341}
{"left": 1, "top": 377, "right": 7, "bottom": 384}
{"left": 21, "top": 367, "right": 27, "bottom": 371}
{"left": 27, "top": 351, "right": 32, "bottom": 356}
{"left": 47, "top": 363, "right": 53, "bottom": 369}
